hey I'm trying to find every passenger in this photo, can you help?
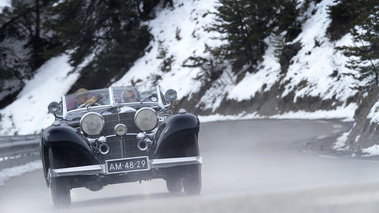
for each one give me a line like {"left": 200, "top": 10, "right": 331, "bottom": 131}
{"left": 122, "top": 89, "right": 137, "bottom": 102}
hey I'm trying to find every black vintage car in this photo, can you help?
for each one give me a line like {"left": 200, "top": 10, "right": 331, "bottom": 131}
{"left": 40, "top": 85, "right": 202, "bottom": 208}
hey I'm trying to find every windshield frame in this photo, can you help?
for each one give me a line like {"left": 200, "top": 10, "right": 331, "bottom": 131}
{"left": 61, "top": 86, "right": 164, "bottom": 120}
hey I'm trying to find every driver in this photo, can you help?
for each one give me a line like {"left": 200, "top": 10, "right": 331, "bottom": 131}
{"left": 74, "top": 88, "right": 97, "bottom": 109}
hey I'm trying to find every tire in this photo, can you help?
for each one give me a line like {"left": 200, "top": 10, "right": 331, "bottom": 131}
{"left": 49, "top": 148, "right": 71, "bottom": 208}
{"left": 166, "top": 176, "right": 183, "bottom": 193}
{"left": 182, "top": 134, "right": 202, "bottom": 195}
{"left": 183, "top": 164, "right": 202, "bottom": 195}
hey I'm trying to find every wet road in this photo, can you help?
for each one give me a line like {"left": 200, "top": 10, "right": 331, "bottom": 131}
{"left": 2, "top": 119, "right": 379, "bottom": 213}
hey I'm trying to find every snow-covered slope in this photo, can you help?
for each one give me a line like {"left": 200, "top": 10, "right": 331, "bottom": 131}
{"left": 196, "top": 0, "right": 359, "bottom": 114}
{"left": 118, "top": 0, "right": 360, "bottom": 116}
{"left": 113, "top": 0, "right": 224, "bottom": 98}
{"left": 0, "top": 0, "right": 362, "bottom": 135}
{"left": 0, "top": 55, "right": 78, "bottom": 135}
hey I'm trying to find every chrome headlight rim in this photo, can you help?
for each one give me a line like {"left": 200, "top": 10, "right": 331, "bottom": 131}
{"left": 114, "top": 123, "right": 127, "bottom": 136}
{"left": 80, "top": 112, "right": 104, "bottom": 136}
{"left": 134, "top": 107, "right": 158, "bottom": 132}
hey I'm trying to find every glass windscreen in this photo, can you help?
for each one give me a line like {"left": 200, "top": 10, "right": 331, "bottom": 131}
{"left": 65, "top": 88, "right": 110, "bottom": 111}
{"left": 64, "top": 86, "right": 159, "bottom": 112}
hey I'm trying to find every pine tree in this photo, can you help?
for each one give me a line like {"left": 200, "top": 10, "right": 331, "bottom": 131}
{"left": 275, "top": 0, "right": 302, "bottom": 42}
{"left": 337, "top": 0, "right": 379, "bottom": 91}
{"left": 213, "top": 0, "right": 275, "bottom": 72}
{"left": 0, "top": 0, "right": 55, "bottom": 80}
{"left": 326, "top": 0, "right": 372, "bottom": 41}
{"left": 0, "top": 0, "right": 160, "bottom": 105}
{"left": 0, "top": 0, "right": 58, "bottom": 108}
{"left": 45, "top": 0, "right": 156, "bottom": 90}
{"left": 213, "top": 0, "right": 301, "bottom": 73}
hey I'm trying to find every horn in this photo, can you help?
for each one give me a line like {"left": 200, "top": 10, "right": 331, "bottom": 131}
{"left": 137, "top": 140, "right": 148, "bottom": 151}
{"left": 99, "top": 143, "right": 110, "bottom": 155}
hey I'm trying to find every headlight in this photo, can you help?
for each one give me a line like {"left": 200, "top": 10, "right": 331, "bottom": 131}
{"left": 80, "top": 112, "right": 104, "bottom": 136}
{"left": 135, "top": 108, "right": 158, "bottom": 132}
{"left": 48, "top": 102, "right": 61, "bottom": 115}
{"left": 164, "top": 89, "right": 177, "bottom": 102}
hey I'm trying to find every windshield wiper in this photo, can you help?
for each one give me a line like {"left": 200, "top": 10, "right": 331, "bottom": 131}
{"left": 140, "top": 94, "right": 157, "bottom": 104}
{"left": 90, "top": 96, "right": 103, "bottom": 106}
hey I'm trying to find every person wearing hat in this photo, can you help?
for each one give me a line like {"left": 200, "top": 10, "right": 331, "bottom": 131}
{"left": 74, "top": 88, "right": 97, "bottom": 109}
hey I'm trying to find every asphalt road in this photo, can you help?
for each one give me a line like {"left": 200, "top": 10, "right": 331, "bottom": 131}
{"left": 2, "top": 119, "right": 379, "bottom": 213}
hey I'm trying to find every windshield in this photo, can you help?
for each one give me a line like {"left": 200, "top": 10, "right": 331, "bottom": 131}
{"left": 65, "top": 88, "right": 110, "bottom": 111}
{"left": 63, "top": 86, "right": 158, "bottom": 112}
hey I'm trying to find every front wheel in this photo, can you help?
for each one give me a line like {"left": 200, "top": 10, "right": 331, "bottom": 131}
{"left": 49, "top": 148, "right": 71, "bottom": 208}
{"left": 183, "top": 164, "right": 202, "bottom": 195}
{"left": 182, "top": 134, "right": 202, "bottom": 195}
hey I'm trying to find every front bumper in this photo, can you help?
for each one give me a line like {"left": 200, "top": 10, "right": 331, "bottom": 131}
{"left": 49, "top": 156, "right": 202, "bottom": 178}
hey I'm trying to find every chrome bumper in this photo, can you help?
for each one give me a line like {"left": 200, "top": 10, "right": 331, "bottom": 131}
{"left": 49, "top": 156, "right": 202, "bottom": 178}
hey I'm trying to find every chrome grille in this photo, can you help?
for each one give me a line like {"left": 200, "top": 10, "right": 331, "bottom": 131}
{"left": 102, "top": 112, "right": 139, "bottom": 135}
{"left": 100, "top": 112, "right": 145, "bottom": 162}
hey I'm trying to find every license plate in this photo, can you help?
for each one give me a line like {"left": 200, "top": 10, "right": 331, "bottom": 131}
{"left": 106, "top": 156, "right": 149, "bottom": 174}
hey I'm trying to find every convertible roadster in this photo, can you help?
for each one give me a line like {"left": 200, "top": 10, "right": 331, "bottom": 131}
{"left": 40, "top": 85, "right": 202, "bottom": 208}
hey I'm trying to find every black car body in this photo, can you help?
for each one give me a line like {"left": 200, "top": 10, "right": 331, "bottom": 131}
{"left": 40, "top": 86, "right": 202, "bottom": 208}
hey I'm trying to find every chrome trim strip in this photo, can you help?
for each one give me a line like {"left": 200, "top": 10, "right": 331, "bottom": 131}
{"left": 50, "top": 165, "right": 105, "bottom": 178}
{"left": 109, "top": 87, "right": 114, "bottom": 105}
{"left": 150, "top": 156, "right": 202, "bottom": 168}
{"left": 49, "top": 156, "right": 202, "bottom": 178}
{"left": 62, "top": 94, "right": 68, "bottom": 118}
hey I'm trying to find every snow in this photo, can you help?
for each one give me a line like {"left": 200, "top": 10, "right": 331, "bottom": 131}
{"left": 362, "top": 145, "right": 379, "bottom": 157}
{"left": 0, "top": 55, "right": 79, "bottom": 135}
{"left": 227, "top": 37, "right": 281, "bottom": 102}
{"left": 0, "top": 161, "right": 42, "bottom": 185}
{"left": 113, "top": 0, "right": 225, "bottom": 98}
{"left": 281, "top": 1, "right": 357, "bottom": 102}
{"left": 0, "top": 0, "right": 375, "bottom": 184}
{"left": 334, "top": 128, "right": 353, "bottom": 151}
{"left": 367, "top": 101, "right": 379, "bottom": 124}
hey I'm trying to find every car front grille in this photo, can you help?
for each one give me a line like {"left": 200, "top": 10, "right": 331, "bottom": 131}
{"left": 102, "top": 112, "right": 140, "bottom": 135}
{"left": 100, "top": 112, "right": 146, "bottom": 162}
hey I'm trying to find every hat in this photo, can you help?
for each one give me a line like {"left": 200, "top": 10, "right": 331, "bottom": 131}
{"left": 74, "top": 88, "right": 89, "bottom": 99}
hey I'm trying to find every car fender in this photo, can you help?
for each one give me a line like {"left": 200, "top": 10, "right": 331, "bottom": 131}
{"left": 42, "top": 125, "right": 94, "bottom": 152}
{"left": 41, "top": 125, "right": 99, "bottom": 185}
{"left": 152, "top": 112, "right": 200, "bottom": 158}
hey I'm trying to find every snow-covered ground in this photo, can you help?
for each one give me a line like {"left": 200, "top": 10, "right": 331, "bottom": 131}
{"left": 1, "top": 0, "right": 377, "bottom": 184}
{"left": 0, "top": 161, "right": 41, "bottom": 185}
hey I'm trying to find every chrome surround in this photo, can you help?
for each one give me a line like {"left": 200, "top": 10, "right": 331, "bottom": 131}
{"left": 48, "top": 102, "right": 61, "bottom": 114}
{"left": 49, "top": 156, "right": 202, "bottom": 178}
{"left": 80, "top": 112, "right": 105, "bottom": 136}
{"left": 134, "top": 107, "right": 158, "bottom": 132}
{"left": 99, "top": 143, "right": 110, "bottom": 154}
{"left": 114, "top": 123, "right": 127, "bottom": 136}
{"left": 164, "top": 89, "right": 177, "bottom": 102}
{"left": 105, "top": 156, "right": 151, "bottom": 174}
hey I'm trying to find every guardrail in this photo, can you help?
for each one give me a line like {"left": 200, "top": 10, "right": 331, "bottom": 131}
{"left": 0, "top": 135, "right": 41, "bottom": 170}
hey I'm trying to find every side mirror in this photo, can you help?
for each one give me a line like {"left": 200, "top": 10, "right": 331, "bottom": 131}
{"left": 48, "top": 102, "right": 61, "bottom": 115}
{"left": 164, "top": 89, "right": 177, "bottom": 103}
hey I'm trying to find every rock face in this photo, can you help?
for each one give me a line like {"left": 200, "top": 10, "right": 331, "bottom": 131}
{"left": 175, "top": 79, "right": 358, "bottom": 117}
{"left": 342, "top": 87, "right": 379, "bottom": 155}
{"left": 176, "top": 83, "right": 379, "bottom": 156}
